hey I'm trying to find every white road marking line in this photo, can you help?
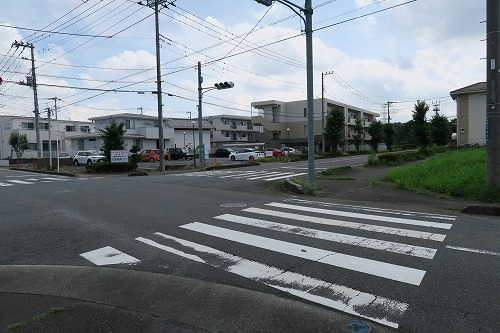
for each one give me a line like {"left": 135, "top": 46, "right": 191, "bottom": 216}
{"left": 150, "top": 232, "right": 408, "bottom": 328}
{"left": 243, "top": 207, "right": 446, "bottom": 241}
{"left": 246, "top": 172, "right": 290, "bottom": 180}
{"left": 286, "top": 198, "right": 457, "bottom": 221}
{"left": 136, "top": 237, "right": 204, "bottom": 262}
{"left": 79, "top": 246, "right": 140, "bottom": 266}
{"left": 262, "top": 173, "right": 307, "bottom": 181}
{"left": 6, "top": 180, "right": 35, "bottom": 184}
{"left": 0, "top": 182, "right": 14, "bottom": 187}
{"left": 215, "top": 214, "right": 437, "bottom": 259}
{"left": 267, "top": 202, "right": 453, "bottom": 230}
{"left": 445, "top": 245, "right": 500, "bottom": 257}
{"left": 221, "top": 171, "right": 278, "bottom": 179}
{"left": 41, "top": 177, "right": 69, "bottom": 181}
{"left": 180, "top": 222, "right": 426, "bottom": 285}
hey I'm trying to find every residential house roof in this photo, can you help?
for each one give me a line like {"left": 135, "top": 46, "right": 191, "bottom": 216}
{"left": 450, "top": 82, "right": 486, "bottom": 100}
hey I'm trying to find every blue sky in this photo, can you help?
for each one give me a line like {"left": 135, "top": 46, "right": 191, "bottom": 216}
{"left": 0, "top": 0, "right": 486, "bottom": 123}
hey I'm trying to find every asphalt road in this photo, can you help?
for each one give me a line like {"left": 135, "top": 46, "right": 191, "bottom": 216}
{"left": 0, "top": 156, "right": 499, "bottom": 332}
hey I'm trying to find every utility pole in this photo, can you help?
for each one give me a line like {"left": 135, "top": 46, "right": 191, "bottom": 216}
{"left": 145, "top": 0, "right": 172, "bottom": 172}
{"left": 386, "top": 101, "right": 394, "bottom": 123}
{"left": 322, "top": 71, "right": 334, "bottom": 153}
{"left": 46, "top": 107, "right": 53, "bottom": 169}
{"left": 197, "top": 62, "right": 205, "bottom": 171}
{"left": 487, "top": 0, "right": 500, "bottom": 188}
{"left": 12, "top": 41, "right": 41, "bottom": 159}
{"left": 48, "top": 97, "right": 60, "bottom": 120}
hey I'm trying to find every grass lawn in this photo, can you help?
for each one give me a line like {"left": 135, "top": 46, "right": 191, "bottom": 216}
{"left": 383, "top": 147, "right": 500, "bottom": 203}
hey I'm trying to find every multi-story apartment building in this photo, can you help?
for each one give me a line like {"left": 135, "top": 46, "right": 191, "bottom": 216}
{"left": 0, "top": 115, "right": 94, "bottom": 159}
{"left": 251, "top": 98, "right": 379, "bottom": 152}
{"left": 67, "top": 113, "right": 212, "bottom": 157}
{"left": 206, "top": 115, "right": 259, "bottom": 150}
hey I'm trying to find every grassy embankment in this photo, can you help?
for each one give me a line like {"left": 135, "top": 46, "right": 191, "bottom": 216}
{"left": 383, "top": 147, "right": 500, "bottom": 203}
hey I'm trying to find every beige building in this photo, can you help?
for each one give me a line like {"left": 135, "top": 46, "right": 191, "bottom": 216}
{"left": 206, "top": 115, "right": 258, "bottom": 150}
{"left": 450, "top": 82, "right": 487, "bottom": 146}
{"left": 251, "top": 98, "right": 379, "bottom": 152}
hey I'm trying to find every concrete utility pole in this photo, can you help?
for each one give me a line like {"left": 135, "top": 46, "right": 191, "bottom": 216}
{"left": 12, "top": 41, "right": 41, "bottom": 159}
{"left": 46, "top": 107, "right": 53, "bottom": 169}
{"left": 146, "top": 0, "right": 171, "bottom": 172}
{"left": 197, "top": 62, "right": 205, "bottom": 171}
{"left": 322, "top": 71, "right": 334, "bottom": 153}
{"left": 386, "top": 101, "right": 394, "bottom": 123}
{"left": 486, "top": 0, "right": 500, "bottom": 188}
{"left": 48, "top": 97, "right": 60, "bottom": 120}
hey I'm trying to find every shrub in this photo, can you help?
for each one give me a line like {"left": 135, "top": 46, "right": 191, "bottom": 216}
{"left": 86, "top": 162, "right": 137, "bottom": 173}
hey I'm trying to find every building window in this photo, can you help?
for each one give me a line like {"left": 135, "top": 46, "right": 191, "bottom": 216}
{"left": 80, "top": 126, "right": 90, "bottom": 133}
{"left": 304, "top": 108, "right": 307, "bottom": 117}
{"left": 224, "top": 120, "right": 230, "bottom": 125}
{"left": 28, "top": 143, "right": 36, "bottom": 150}
{"left": 21, "top": 122, "right": 34, "bottom": 130}
{"left": 242, "top": 133, "right": 247, "bottom": 138}
{"left": 231, "top": 121, "right": 237, "bottom": 129}
{"left": 39, "top": 123, "right": 49, "bottom": 130}
{"left": 125, "top": 120, "right": 135, "bottom": 129}
{"left": 225, "top": 132, "right": 229, "bottom": 137}
{"left": 89, "top": 139, "right": 96, "bottom": 142}
{"left": 231, "top": 133, "right": 237, "bottom": 140}
{"left": 66, "top": 125, "right": 76, "bottom": 132}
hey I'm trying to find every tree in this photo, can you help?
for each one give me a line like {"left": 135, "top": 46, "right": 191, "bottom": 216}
{"left": 430, "top": 113, "right": 451, "bottom": 146}
{"left": 353, "top": 119, "right": 363, "bottom": 152}
{"left": 367, "top": 120, "right": 384, "bottom": 152}
{"left": 412, "top": 100, "right": 430, "bottom": 149}
{"left": 383, "top": 123, "right": 395, "bottom": 151}
{"left": 99, "top": 120, "right": 126, "bottom": 162}
{"left": 8, "top": 132, "right": 29, "bottom": 159}
{"left": 324, "top": 107, "right": 345, "bottom": 153}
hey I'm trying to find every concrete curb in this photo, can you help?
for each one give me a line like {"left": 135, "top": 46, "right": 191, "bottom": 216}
{"left": 284, "top": 178, "right": 304, "bottom": 194}
{"left": 462, "top": 205, "right": 500, "bottom": 216}
{"left": 0, "top": 265, "right": 398, "bottom": 333}
{"left": 9, "top": 167, "right": 76, "bottom": 177}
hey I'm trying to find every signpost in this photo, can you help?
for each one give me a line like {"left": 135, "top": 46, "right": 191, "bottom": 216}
{"left": 110, "top": 150, "right": 128, "bottom": 163}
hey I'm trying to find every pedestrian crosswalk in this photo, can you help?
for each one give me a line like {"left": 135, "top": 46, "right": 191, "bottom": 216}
{"left": 129, "top": 198, "right": 456, "bottom": 328}
{"left": 0, "top": 176, "right": 103, "bottom": 188}
{"left": 172, "top": 169, "right": 307, "bottom": 181}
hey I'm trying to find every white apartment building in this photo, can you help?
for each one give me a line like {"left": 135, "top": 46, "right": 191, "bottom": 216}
{"left": 206, "top": 115, "right": 259, "bottom": 150}
{"left": 251, "top": 98, "right": 379, "bottom": 152}
{"left": 0, "top": 115, "right": 94, "bottom": 159}
{"left": 68, "top": 113, "right": 212, "bottom": 157}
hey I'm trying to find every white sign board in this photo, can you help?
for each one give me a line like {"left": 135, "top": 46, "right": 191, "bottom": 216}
{"left": 111, "top": 150, "right": 128, "bottom": 163}
{"left": 265, "top": 150, "right": 273, "bottom": 157}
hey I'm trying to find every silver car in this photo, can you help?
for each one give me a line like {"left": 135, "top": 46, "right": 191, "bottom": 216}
{"left": 73, "top": 150, "right": 106, "bottom": 166}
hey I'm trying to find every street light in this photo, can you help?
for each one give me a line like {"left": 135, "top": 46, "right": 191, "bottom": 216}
{"left": 287, "top": 127, "right": 290, "bottom": 147}
{"left": 255, "top": 0, "right": 315, "bottom": 187}
{"left": 183, "top": 131, "right": 186, "bottom": 147}
{"left": 191, "top": 121, "right": 196, "bottom": 168}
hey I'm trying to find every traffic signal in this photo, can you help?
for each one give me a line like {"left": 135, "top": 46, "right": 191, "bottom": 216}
{"left": 255, "top": 0, "right": 273, "bottom": 6}
{"left": 214, "top": 81, "right": 234, "bottom": 90}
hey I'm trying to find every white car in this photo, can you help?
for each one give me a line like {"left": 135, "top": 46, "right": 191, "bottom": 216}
{"left": 73, "top": 150, "right": 106, "bottom": 166}
{"left": 229, "top": 148, "right": 264, "bottom": 161}
{"left": 281, "top": 147, "right": 297, "bottom": 156}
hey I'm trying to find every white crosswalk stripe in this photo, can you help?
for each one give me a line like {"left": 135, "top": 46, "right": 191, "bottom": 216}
{"left": 134, "top": 199, "right": 455, "bottom": 328}
{"left": 0, "top": 176, "right": 97, "bottom": 188}
{"left": 172, "top": 169, "right": 305, "bottom": 182}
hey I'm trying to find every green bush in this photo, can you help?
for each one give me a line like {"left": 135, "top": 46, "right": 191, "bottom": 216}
{"left": 86, "top": 162, "right": 137, "bottom": 173}
{"left": 374, "top": 151, "right": 426, "bottom": 166}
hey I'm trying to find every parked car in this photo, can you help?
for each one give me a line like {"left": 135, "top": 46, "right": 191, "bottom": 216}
{"left": 73, "top": 150, "right": 105, "bottom": 166}
{"left": 140, "top": 149, "right": 160, "bottom": 162}
{"left": 281, "top": 147, "right": 297, "bottom": 156}
{"left": 166, "top": 147, "right": 187, "bottom": 160}
{"left": 229, "top": 148, "right": 265, "bottom": 161}
{"left": 181, "top": 148, "right": 193, "bottom": 160}
{"left": 214, "top": 147, "right": 236, "bottom": 158}
{"left": 265, "top": 148, "right": 284, "bottom": 157}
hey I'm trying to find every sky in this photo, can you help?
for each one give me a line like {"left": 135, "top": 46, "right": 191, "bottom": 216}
{"left": 0, "top": 0, "right": 487, "bottom": 124}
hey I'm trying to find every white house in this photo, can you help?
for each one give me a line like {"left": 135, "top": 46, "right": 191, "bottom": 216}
{"left": 68, "top": 113, "right": 212, "bottom": 157}
{"left": 206, "top": 115, "right": 259, "bottom": 150}
{"left": 0, "top": 115, "right": 94, "bottom": 159}
{"left": 450, "top": 82, "right": 487, "bottom": 146}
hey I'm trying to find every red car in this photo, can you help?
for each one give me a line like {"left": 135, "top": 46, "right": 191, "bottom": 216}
{"left": 140, "top": 149, "right": 160, "bottom": 162}
{"left": 265, "top": 148, "right": 284, "bottom": 157}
